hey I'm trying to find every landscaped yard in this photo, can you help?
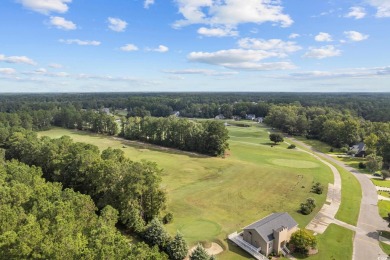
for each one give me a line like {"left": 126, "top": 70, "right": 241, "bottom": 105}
{"left": 39, "top": 124, "right": 334, "bottom": 259}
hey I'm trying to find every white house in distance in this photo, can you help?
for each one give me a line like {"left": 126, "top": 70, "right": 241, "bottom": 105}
{"left": 229, "top": 212, "right": 298, "bottom": 258}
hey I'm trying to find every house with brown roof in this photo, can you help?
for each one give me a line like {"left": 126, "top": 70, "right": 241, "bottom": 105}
{"left": 229, "top": 212, "right": 298, "bottom": 258}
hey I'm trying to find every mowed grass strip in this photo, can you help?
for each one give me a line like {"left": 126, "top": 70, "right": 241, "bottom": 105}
{"left": 378, "top": 200, "right": 390, "bottom": 219}
{"left": 39, "top": 125, "right": 333, "bottom": 259}
{"left": 334, "top": 164, "right": 362, "bottom": 226}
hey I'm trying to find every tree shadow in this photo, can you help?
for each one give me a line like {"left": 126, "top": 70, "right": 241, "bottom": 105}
{"left": 226, "top": 239, "right": 256, "bottom": 259}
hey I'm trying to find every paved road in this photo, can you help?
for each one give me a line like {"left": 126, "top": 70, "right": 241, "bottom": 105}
{"left": 289, "top": 138, "right": 389, "bottom": 260}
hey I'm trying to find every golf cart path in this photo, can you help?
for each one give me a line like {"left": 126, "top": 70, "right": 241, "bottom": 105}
{"left": 288, "top": 137, "right": 388, "bottom": 260}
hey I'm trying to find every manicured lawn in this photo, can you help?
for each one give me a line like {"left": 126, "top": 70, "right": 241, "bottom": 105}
{"left": 39, "top": 124, "right": 333, "bottom": 259}
{"left": 379, "top": 191, "right": 390, "bottom": 198}
{"left": 286, "top": 137, "right": 362, "bottom": 226}
{"left": 380, "top": 242, "right": 390, "bottom": 255}
{"left": 378, "top": 200, "right": 390, "bottom": 219}
{"left": 308, "top": 224, "right": 354, "bottom": 260}
{"left": 372, "top": 179, "right": 390, "bottom": 188}
{"left": 334, "top": 164, "right": 362, "bottom": 226}
{"left": 294, "top": 137, "right": 336, "bottom": 154}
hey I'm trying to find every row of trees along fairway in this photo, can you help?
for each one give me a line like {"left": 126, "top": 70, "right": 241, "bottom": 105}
{"left": 122, "top": 116, "right": 229, "bottom": 156}
{"left": 0, "top": 159, "right": 168, "bottom": 259}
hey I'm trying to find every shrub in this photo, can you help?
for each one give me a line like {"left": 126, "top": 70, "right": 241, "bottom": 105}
{"left": 300, "top": 198, "right": 316, "bottom": 215}
{"left": 340, "top": 147, "right": 349, "bottom": 153}
{"left": 311, "top": 182, "right": 324, "bottom": 194}
{"left": 358, "top": 162, "right": 366, "bottom": 169}
{"left": 287, "top": 144, "right": 296, "bottom": 149}
{"left": 289, "top": 229, "right": 317, "bottom": 256}
{"left": 162, "top": 212, "right": 173, "bottom": 224}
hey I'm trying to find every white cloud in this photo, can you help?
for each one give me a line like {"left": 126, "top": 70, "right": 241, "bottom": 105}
{"left": 144, "top": 0, "right": 155, "bottom": 9}
{"left": 0, "top": 54, "right": 37, "bottom": 65}
{"left": 303, "top": 45, "right": 341, "bottom": 59}
{"left": 120, "top": 44, "right": 139, "bottom": 52}
{"left": 59, "top": 39, "right": 101, "bottom": 46}
{"left": 288, "top": 66, "right": 390, "bottom": 79}
{"left": 163, "top": 69, "right": 237, "bottom": 76}
{"left": 238, "top": 38, "right": 302, "bottom": 54}
{"left": 314, "top": 32, "right": 332, "bottom": 42}
{"left": 345, "top": 6, "right": 366, "bottom": 19}
{"left": 107, "top": 17, "right": 127, "bottom": 32}
{"left": 173, "top": 0, "right": 293, "bottom": 30}
{"left": 17, "top": 0, "right": 72, "bottom": 15}
{"left": 344, "top": 31, "right": 369, "bottom": 41}
{"left": 49, "top": 16, "right": 76, "bottom": 30}
{"left": 197, "top": 27, "right": 238, "bottom": 37}
{"left": 367, "top": 0, "right": 390, "bottom": 17}
{"left": 187, "top": 49, "right": 295, "bottom": 71}
{"left": 288, "top": 33, "right": 300, "bottom": 39}
{"left": 49, "top": 63, "right": 63, "bottom": 69}
{"left": 147, "top": 45, "right": 169, "bottom": 52}
{"left": 0, "top": 68, "right": 16, "bottom": 75}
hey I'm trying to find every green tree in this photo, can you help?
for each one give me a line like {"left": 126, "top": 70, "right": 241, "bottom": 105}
{"left": 189, "top": 244, "right": 212, "bottom": 260}
{"left": 269, "top": 133, "right": 284, "bottom": 144}
{"left": 166, "top": 232, "right": 188, "bottom": 260}
{"left": 366, "top": 154, "right": 383, "bottom": 173}
{"left": 289, "top": 229, "right": 317, "bottom": 255}
{"left": 143, "top": 218, "right": 170, "bottom": 249}
{"left": 365, "top": 133, "right": 379, "bottom": 155}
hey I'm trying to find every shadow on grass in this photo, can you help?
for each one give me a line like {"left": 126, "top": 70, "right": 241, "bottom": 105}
{"left": 226, "top": 239, "right": 256, "bottom": 259}
{"left": 261, "top": 142, "right": 279, "bottom": 146}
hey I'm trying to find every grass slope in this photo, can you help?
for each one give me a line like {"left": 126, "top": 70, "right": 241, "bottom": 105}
{"left": 39, "top": 124, "right": 333, "bottom": 259}
{"left": 372, "top": 179, "right": 390, "bottom": 188}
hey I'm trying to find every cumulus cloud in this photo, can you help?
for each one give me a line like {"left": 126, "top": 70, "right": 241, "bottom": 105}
{"left": 120, "top": 44, "right": 139, "bottom": 52}
{"left": 345, "top": 6, "right": 366, "bottom": 19}
{"left": 344, "top": 31, "right": 369, "bottom": 41}
{"left": 187, "top": 49, "right": 295, "bottom": 71}
{"left": 16, "top": 0, "right": 72, "bottom": 15}
{"left": 367, "top": 0, "right": 390, "bottom": 17}
{"left": 107, "top": 17, "right": 127, "bottom": 32}
{"left": 0, "top": 68, "right": 16, "bottom": 75}
{"left": 147, "top": 45, "right": 169, "bottom": 52}
{"left": 163, "top": 69, "right": 237, "bottom": 76}
{"left": 59, "top": 39, "right": 101, "bottom": 46}
{"left": 197, "top": 27, "right": 238, "bottom": 37}
{"left": 144, "top": 0, "right": 155, "bottom": 9}
{"left": 288, "top": 33, "right": 300, "bottom": 39}
{"left": 303, "top": 45, "right": 341, "bottom": 59}
{"left": 49, "top": 16, "right": 76, "bottom": 30}
{"left": 173, "top": 0, "right": 293, "bottom": 32}
{"left": 238, "top": 38, "right": 302, "bottom": 54}
{"left": 0, "top": 54, "right": 37, "bottom": 65}
{"left": 314, "top": 32, "right": 332, "bottom": 42}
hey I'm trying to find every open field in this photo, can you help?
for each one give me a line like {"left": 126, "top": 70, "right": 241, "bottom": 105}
{"left": 39, "top": 124, "right": 333, "bottom": 259}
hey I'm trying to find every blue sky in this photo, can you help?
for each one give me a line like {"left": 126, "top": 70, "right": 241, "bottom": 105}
{"left": 0, "top": 0, "right": 389, "bottom": 92}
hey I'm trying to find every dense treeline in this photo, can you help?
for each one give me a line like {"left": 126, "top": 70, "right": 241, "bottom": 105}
{"left": 0, "top": 93, "right": 389, "bottom": 122}
{"left": 122, "top": 117, "right": 229, "bottom": 156}
{"left": 0, "top": 159, "right": 167, "bottom": 259}
{"left": 1, "top": 129, "right": 166, "bottom": 232}
{"left": 264, "top": 104, "right": 390, "bottom": 167}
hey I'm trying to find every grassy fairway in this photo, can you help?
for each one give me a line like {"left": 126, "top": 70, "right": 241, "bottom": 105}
{"left": 308, "top": 224, "right": 354, "bottom": 260}
{"left": 39, "top": 124, "right": 333, "bottom": 259}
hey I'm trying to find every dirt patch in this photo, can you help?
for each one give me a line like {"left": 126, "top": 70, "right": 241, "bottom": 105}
{"left": 186, "top": 243, "right": 224, "bottom": 259}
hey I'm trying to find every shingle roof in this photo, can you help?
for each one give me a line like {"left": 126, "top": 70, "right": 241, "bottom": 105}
{"left": 243, "top": 212, "right": 298, "bottom": 243}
